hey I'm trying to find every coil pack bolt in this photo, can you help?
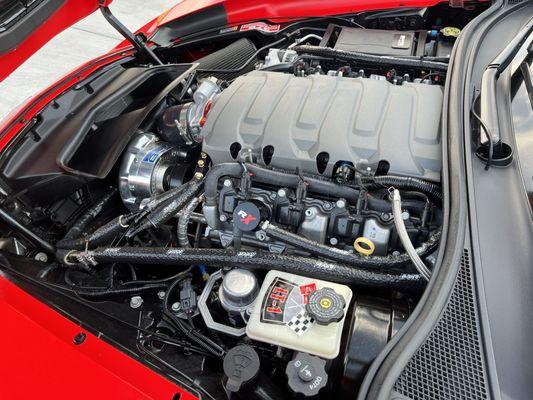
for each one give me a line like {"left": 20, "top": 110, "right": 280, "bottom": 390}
{"left": 130, "top": 296, "right": 143, "bottom": 309}
{"left": 336, "top": 199, "right": 346, "bottom": 209}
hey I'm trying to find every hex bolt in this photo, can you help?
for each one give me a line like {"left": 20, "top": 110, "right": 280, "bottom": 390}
{"left": 223, "top": 179, "right": 232, "bottom": 187}
{"left": 329, "top": 237, "right": 339, "bottom": 246}
{"left": 130, "top": 296, "right": 143, "bottom": 309}
{"left": 401, "top": 211, "right": 410, "bottom": 220}
{"left": 197, "top": 160, "right": 205, "bottom": 167}
{"left": 277, "top": 188, "right": 287, "bottom": 198}
{"left": 336, "top": 199, "right": 346, "bottom": 209}
{"left": 219, "top": 214, "right": 228, "bottom": 222}
{"left": 171, "top": 302, "right": 181, "bottom": 312}
{"left": 34, "top": 252, "right": 48, "bottom": 262}
{"left": 323, "top": 202, "right": 332, "bottom": 210}
{"left": 255, "top": 230, "right": 267, "bottom": 241}
{"left": 194, "top": 172, "right": 204, "bottom": 180}
{"left": 157, "top": 291, "right": 166, "bottom": 300}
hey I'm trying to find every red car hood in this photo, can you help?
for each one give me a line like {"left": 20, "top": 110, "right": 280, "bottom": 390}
{"left": 0, "top": 0, "right": 447, "bottom": 82}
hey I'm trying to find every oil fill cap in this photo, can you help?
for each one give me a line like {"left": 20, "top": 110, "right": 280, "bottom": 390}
{"left": 223, "top": 345, "right": 260, "bottom": 392}
{"left": 286, "top": 352, "right": 328, "bottom": 397}
{"left": 305, "top": 287, "right": 345, "bottom": 325}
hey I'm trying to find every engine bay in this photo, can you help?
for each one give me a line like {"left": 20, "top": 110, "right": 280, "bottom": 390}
{"left": 0, "top": 4, "right": 487, "bottom": 399}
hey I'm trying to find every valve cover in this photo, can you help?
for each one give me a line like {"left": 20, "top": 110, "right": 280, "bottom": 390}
{"left": 200, "top": 71, "right": 443, "bottom": 181}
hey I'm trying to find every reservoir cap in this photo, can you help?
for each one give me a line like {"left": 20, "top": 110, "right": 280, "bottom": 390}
{"left": 306, "top": 287, "right": 345, "bottom": 325}
{"left": 286, "top": 352, "right": 328, "bottom": 397}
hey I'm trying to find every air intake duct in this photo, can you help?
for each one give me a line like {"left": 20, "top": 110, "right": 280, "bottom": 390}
{"left": 195, "top": 38, "right": 257, "bottom": 80}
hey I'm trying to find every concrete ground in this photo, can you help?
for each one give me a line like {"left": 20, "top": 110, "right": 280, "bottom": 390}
{"left": 0, "top": 0, "right": 176, "bottom": 121}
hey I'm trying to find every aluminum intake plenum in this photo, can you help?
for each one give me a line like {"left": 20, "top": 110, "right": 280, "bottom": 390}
{"left": 200, "top": 71, "right": 443, "bottom": 181}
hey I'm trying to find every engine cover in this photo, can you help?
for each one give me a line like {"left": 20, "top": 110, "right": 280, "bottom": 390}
{"left": 201, "top": 71, "right": 443, "bottom": 181}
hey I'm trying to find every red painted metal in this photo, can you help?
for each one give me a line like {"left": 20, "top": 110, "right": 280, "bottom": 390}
{"left": 158, "top": 0, "right": 446, "bottom": 27}
{"left": 0, "top": 275, "right": 198, "bottom": 400}
{"left": 0, "top": 0, "right": 106, "bottom": 83}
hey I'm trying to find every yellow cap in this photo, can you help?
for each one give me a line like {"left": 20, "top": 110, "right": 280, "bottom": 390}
{"left": 441, "top": 27, "right": 461, "bottom": 38}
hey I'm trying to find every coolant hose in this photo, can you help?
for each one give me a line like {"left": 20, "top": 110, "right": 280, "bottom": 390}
{"left": 126, "top": 178, "right": 203, "bottom": 238}
{"left": 68, "top": 247, "right": 427, "bottom": 292}
{"left": 392, "top": 189, "right": 431, "bottom": 281}
{"left": 262, "top": 222, "right": 440, "bottom": 269}
{"left": 56, "top": 212, "right": 138, "bottom": 250}
{"left": 177, "top": 195, "right": 202, "bottom": 247}
{"left": 63, "top": 188, "right": 118, "bottom": 241}
{"left": 292, "top": 45, "right": 449, "bottom": 72}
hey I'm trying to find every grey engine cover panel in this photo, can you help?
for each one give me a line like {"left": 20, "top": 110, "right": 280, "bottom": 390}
{"left": 201, "top": 71, "right": 443, "bottom": 181}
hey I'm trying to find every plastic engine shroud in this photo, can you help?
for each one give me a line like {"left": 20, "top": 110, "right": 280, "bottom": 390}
{"left": 201, "top": 71, "right": 443, "bottom": 181}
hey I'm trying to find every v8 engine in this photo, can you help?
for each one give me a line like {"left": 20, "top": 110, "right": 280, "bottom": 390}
{"left": 0, "top": 9, "right": 469, "bottom": 399}
{"left": 201, "top": 70, "right": 443, "bottom": 181}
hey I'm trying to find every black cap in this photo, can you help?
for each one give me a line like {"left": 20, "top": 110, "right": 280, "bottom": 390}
{"left": 233, "top": 202, "right": 261, "bottom": 231}
{"left": 305, "top": 287, "right": 345, "bottom": 325}
{"left": 286, "top": 352, "right": 328, "bottom": 397}
{"left": 223, "top": 345, "right": 260, "bottom": 393}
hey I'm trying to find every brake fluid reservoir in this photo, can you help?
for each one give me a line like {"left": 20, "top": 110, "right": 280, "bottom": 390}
{"left": 246, "top": 271, "right": 353, "bottom": 359}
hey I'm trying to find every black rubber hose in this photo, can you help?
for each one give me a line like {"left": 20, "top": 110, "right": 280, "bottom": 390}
{"left": 365, "top": 194, "right": 427, "bottom": 214}
{"left": 63, "top": 188, "right": 118, "bottom": 240}
{"left": 126, "top": 178, "right": 203, "bottom": 238}
{"left": 292, "top": 45, "right": 449, "bottom": 72}
{"left": 70, "top": 247, "right": 426, "bottom": 292}
{"left": 56, "top": 213, "right": 138, "bottom": 250}
{"left": 204, "top": 163, "right": 244, "bottom": 205}
{"left": 361, "top": 175, "right": 443, "bottom": 202}
{"left": 245, "top": 163, "right": 361, "bottom": 200}
{"left": 262, "top": 222, "right": 440, "bottom": 269}
{"left": 204, "top": 162, "right": 362, "bottom": 205}
{"left": 177, "top": 195, "right": 202, "bottom": 248}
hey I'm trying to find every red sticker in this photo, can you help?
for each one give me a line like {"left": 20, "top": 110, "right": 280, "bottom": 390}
{"left": 240, "top": 22, "right": 281, "bottom": 33}
{"left": 299, "top": 283, "right": 317, "bottom": 305}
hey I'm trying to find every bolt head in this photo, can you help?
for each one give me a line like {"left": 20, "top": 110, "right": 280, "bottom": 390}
{"left": 277, "top": 188, "right": 287, "bottom": 198}
{"left": 157, "top": 291, "right": 166, "bottom": 300}
{"left": 336, "top": 199, "right": 346, "bottom": 209}
{"left": 219, "top": 214, "right": 228, "bottom": 222}
{"left": 171, "top": 302, "right": 181, "bottom": 312}
{"left": 34, "top": 252, "right": 48, "bottom": 262}
{"left": 130, "top": 296, "right": 143, "bottom": 309}
{"left": 329, "top": 237, "right": 338, "bottom": 245}
{"left": 223, "top": 179, "right": 232, "bottom": 187}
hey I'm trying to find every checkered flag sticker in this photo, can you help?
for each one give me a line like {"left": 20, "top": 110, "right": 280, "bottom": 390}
{"left": 286, "top": 310, "right": 315, "bottom": 336}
